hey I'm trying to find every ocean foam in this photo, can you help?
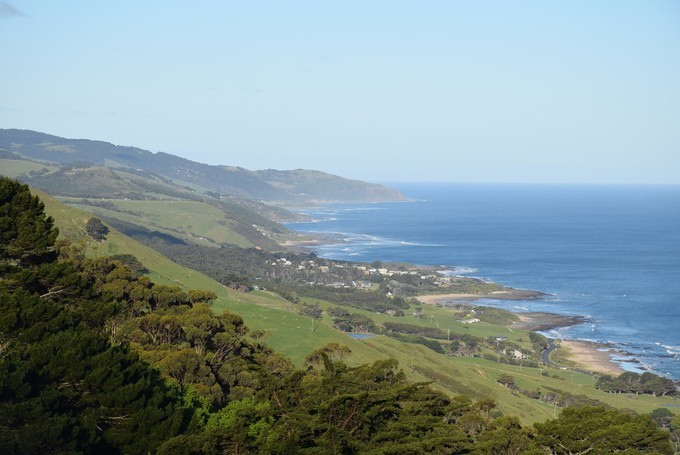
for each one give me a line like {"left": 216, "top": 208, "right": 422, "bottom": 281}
{"left": 662, "top": 345, "right": 680, "bottom": 356}
{"left": 437, "top": 267, "right": 479, "bottom": 276}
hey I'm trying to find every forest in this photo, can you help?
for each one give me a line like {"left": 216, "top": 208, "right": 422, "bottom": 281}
{"left": 0, "top": 177, "right": 676, "bottom": 454}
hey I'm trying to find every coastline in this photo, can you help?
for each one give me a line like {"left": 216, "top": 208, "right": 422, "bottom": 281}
{"left": 282, "top": 231, "right": 631, "bottom": 378}
{"left": 417, "top": 289, "right": 547, "bottom": 305}
{"left": 557, "top": 340, "right": 625, "bottom": 376}
{"left": 280, "top": 232, "right": 346, "bottom": 250}
{"left": 281, "top": 185, "right": 680, "bottom": 381}
{"left": 417, "top": 292, "right": 624, "bottom": 376}
{"left": 510, "top": 312, "right": 588, "bottom": 332}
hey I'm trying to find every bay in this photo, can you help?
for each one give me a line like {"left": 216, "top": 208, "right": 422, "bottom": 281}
{"left": 286, "top": 183, "right": 680, "bottom": 379}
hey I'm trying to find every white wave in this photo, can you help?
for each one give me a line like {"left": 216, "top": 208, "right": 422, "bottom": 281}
{"left": 546, "top": 329, "right": 564, "bottom": 339}
{"left": 437, "top": 267, "right": 479, "bottom": 275}
{"left": 336, "top": 207, "right": 385, "bottom": 212}
{"left": 575, "top": 337, "right": 600, "bottom": 343}
{"left": 298, "top": 216, "right": 340, "bottom": 223}
{"left": 662, "top": 345, "right": 680, "bottom": 356}
{"left": 455, "top": 267, "right": 479, "bottom": 274}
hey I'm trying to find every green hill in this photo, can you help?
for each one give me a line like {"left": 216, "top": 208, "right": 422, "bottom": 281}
{"left": 4, "top": 177, "right": 673, "bottom": 455}
{"left": 36, "top": 189, "right": 680, "bottom": 424}
{"left": 0, "top": 161, "right": 294, "bottom": 249}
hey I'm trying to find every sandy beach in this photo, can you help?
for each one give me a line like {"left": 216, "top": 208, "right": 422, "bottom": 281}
{"left": 417, "top": 288, "right": 546, "bottom": 306}
{"left": 417, "top": 293, "right": 624, "bottom": 376}
{"left": 558, "top": 340, "right": 624, "bottom": 376}
{"left": 417, "top": 293, "right": 484, "bottom": 304}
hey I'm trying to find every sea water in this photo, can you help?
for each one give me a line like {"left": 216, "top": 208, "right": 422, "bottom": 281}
{"left": 286, "top": 183, "right": 680, "bottom": 379}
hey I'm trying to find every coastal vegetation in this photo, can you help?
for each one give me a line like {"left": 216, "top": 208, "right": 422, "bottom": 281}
{"left": 597, "top": 372, "right": 678, "bottom": 397}
{"left": 1, "top": 176, "right": 676, "bottom": 453}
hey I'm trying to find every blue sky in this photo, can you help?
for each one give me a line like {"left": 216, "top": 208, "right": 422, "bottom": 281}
{"left": 1, "top": 1, "right": 679, "bottom": 183}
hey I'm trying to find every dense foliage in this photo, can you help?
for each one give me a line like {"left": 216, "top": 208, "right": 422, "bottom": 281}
{"left": 85, "top": 216, "right": 109, "bottom": 241}
{"left": 0, "top": 178, "right": 674, "bottom": 454}
{"left": 596, "top": 371, "right": 678, "bottom": 397}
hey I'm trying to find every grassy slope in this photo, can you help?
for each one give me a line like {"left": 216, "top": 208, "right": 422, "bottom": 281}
{"left": 37, "top": 190, "right": 679, "bottom": 424}
{"left": 303, "top": 295, "right": 680, "bottom": 421}
{"left": 38, "top": 190, "right": 383, "bottom": 365}
{"left": 0, "top": 159, "right": 58, "bottom": 177}
{"left": 62, "top": 198, "right": 254, "bottom": 248}
{"left": 1, "top": 159, "right": 288, "bottom": 248}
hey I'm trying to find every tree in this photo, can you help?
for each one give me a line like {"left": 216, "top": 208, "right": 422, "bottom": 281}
{"left": 301, "top": 302, "right": 323, "bottom": 319}
{"left": 596, "top": 371, "right": 677, "bottom": 396}
{"left": 188, "top": 289, "right": 218, "bottom": 304}
{"left": 497, "top": 373, "right": 517, "bottom": 389}
{"left": 533, "top": 406, "right": 673, "bottom": 454}
{"left": 0, "top": 180, "right": 187, "bottom": 453}
{"left": 110, "top": 253, "right": 149, "bottom": 275}
{"left": 0, "top": 177, "right": 58, "bottom": 266}
{"left": 670, "top": 415, "right": 680, "bottom": 455}
{"left": 473, "top": 416, "right": 533, "bottom": 455}
{"left": 305, "top": 343, "right": 353, "bottom": 370}
{"left": 651, "top": 408, "right": 675, "bottom": 430}
{"left": 85, "top": 216, "right": 109, "bottom": 241}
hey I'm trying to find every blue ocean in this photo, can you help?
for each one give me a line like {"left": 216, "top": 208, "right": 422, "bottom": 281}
{"left": 286, "top": 183, "right": 680, "bottom": 380}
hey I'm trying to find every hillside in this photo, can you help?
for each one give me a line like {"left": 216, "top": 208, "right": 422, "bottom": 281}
{"left": 31, "top": 185, "right": 680, "bottom": 426}
{"left": 0, "top": 129, "right": 405, "bottom": 204}
{"left": 1, "top": 178, "right": 677, "bottom": 454}
{"left": 13, "top": 165, "right": 291, "bottom": 250}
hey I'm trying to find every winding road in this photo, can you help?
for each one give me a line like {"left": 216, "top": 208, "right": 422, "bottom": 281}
{"left": 541, "top": 340, "right": 595, "bottom": 377}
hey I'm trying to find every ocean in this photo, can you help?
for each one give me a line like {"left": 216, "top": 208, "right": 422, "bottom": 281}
{"left": 286, "top": 183, "right": 680, "bottom": 380}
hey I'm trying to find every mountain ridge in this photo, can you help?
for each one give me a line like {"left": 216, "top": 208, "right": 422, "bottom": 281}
{"left": 0, "top": 128, "right": 405, "bottom": 204}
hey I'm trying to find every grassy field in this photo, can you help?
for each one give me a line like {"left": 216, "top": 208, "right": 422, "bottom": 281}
{"left": 0, "top": 159, "right": 57, "bottom": 178}
{"left": 62, "top": 198, "right": 254, "bottom": 247}
{"left": 38, "top": 190, "right": 680, "bottom": 424}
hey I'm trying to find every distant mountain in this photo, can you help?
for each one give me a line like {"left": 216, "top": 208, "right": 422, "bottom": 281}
{"left": 0, "top": 129, "right": 405, "bottom": 204}
{"left": 253, "top": 168, "right": 405, "bottom": 203}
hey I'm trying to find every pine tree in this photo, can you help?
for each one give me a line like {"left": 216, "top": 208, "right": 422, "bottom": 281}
{"left": 0, "top": 177, "right": 58, "bottom": 266}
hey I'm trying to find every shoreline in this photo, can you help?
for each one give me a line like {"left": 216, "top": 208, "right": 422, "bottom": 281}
{"left": 417, "top": 292, "right": 626, "bottom": 376}
{"left": 280, "top": 228, "right": 638, "bottom": 379}
{"left": 280, "top": 232, "right": 346, "bottom": 251}
{"left": 417, "top": 289, "right": 548, "bottom": 306}
{"left": 510, "top": 311, "right": 588, "bottom": 332}
{"left": 557, "top": 340, "right": 625, "bottom": 376}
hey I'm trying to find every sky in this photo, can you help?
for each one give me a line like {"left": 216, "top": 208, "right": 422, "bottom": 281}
{"left": 1, "top": 1, "right": 679, "bottom": 184}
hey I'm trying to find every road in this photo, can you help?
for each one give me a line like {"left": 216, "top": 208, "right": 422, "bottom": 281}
{"left": 541, "top": 339, "right": 595, "bottom": 377}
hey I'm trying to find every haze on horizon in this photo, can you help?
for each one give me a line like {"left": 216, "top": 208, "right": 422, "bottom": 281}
{"left": 1, "top": 1, "right": 679, "bottom": 185}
